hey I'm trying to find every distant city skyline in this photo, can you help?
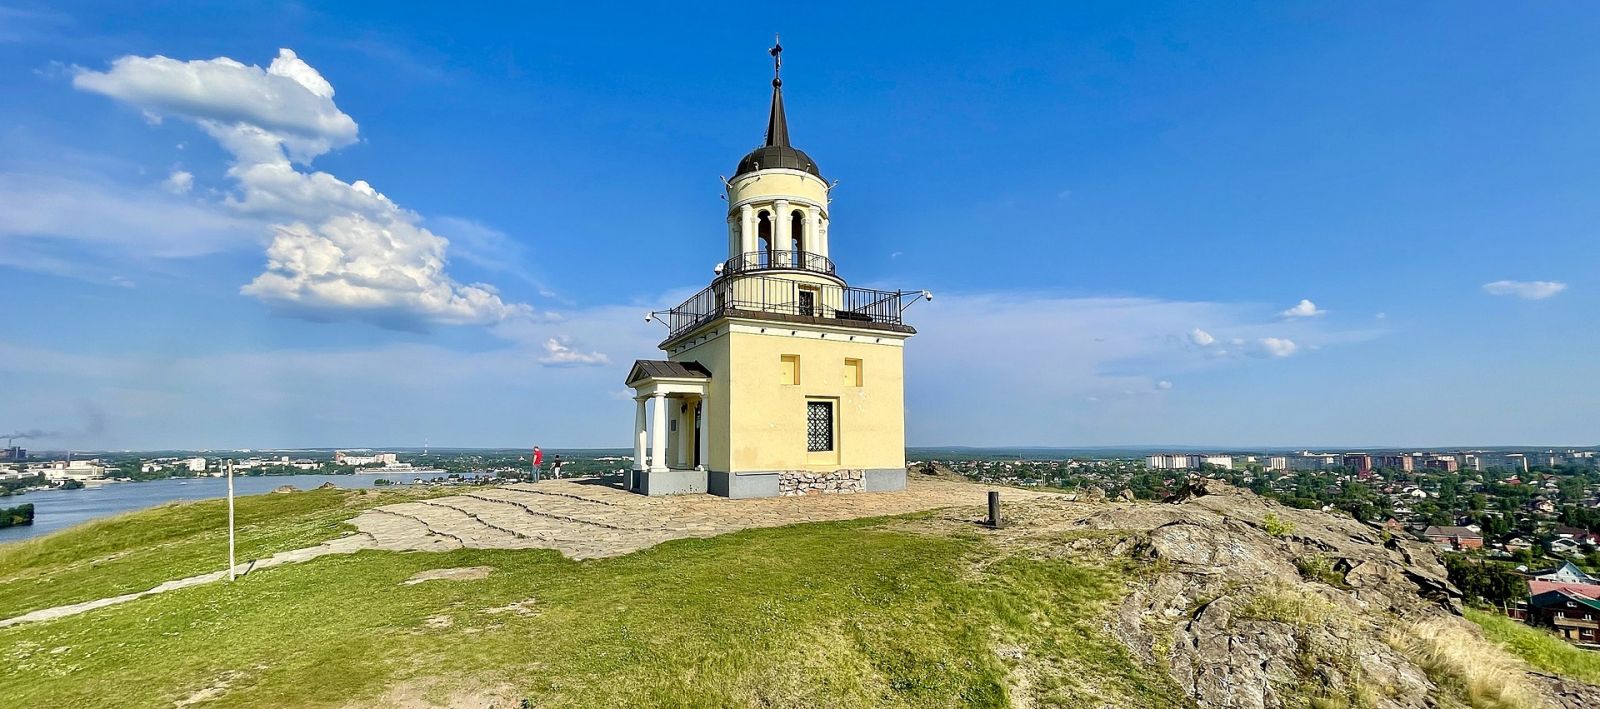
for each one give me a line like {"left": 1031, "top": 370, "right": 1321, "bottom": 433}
{"left": 3, "top": 3, "right": 1597, "bottom": 449}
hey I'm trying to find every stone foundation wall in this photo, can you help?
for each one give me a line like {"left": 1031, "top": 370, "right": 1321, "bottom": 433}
{"left": 778, "top": 469, "right": 864, "bottom": 496}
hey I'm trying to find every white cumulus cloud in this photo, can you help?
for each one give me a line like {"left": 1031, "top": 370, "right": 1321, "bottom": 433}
{"left": 538, "top": 337, "right": 609, "bottom": 367}
{"left": 1188, "top": 328, "right": 1216, "bottom": 346}
{"left": 1156, "top": 380, "right": 1173, "bottom": 390}
{"left": 1482, "top": 280, "right": 1566, "bottom": 300}
{"left": 74, "top": 49, "right": 531, "bottom": 330}
{"left": 73, "top": 49, "right": 357, "bottom": 162}
{"left": 1256, "top": 337, "right": 1298, "bottom": 358}
{"left": 1280, "top": 299, "right": 1325, "bottom": 318}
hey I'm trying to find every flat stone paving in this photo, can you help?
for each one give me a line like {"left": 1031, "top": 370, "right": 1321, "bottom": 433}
{"left": 350, "top": 475, "right": 1054, "bottom": 559}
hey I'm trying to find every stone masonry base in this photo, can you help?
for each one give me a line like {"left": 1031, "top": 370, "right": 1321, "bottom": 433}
{"left": 778, "top": 469, "right": 865, "bottom": 496}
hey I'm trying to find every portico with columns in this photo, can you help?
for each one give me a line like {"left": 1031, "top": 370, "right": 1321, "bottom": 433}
{"left": 624, "top": 360, "right": 712, "bottom": 496}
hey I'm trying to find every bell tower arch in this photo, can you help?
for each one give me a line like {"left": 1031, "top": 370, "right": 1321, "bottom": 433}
{"left": 724, "top": 40, "right": 833, "bottom": 276}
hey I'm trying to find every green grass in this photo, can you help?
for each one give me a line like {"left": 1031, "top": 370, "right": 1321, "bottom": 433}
{"left": 0, "top": 487, "right": 449, "bottom": 619}
{"left": 0, "top": 514, "right": 1186, "bottom": 708}
{"left": 1467, "top": 608, "right": 1600, "bottom": 685}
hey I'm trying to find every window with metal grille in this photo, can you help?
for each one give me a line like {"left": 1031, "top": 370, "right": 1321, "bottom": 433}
{"left": 797, "top": 288, "right": 816, "bottom": 316}
{"left": 806, "top": 401, "right": 834, "bottom": 452}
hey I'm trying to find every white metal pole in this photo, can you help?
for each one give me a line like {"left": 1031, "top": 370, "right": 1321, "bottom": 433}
{"left": 227, "top": 458, "right": 236, "bottom": 581}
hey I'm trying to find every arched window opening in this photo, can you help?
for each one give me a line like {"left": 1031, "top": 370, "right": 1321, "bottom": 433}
{"left": 790, "top": 210, "right": 805, "bottom": 258}
{"left": 756, "top": 211, "right": 772, "bottom": 268}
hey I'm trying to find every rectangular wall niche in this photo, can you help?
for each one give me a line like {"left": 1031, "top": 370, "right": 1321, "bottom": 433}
{"left": 781, "top": 354, "right": 800, "bottom": 385}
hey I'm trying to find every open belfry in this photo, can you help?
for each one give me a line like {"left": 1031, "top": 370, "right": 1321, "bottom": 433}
{"left": 625, "top": 41, "right": 926, "bottom": 498}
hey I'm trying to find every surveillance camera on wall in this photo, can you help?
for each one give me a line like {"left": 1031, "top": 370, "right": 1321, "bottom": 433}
{"left": 713, "top": 263, "right": 725, "bottom": 275}
{"left": 644, "top": 313, "right": 653, "bottom": 323}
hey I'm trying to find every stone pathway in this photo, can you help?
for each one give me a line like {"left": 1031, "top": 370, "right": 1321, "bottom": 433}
{"left": 0, "top": 475, "right": 1050, "bottom": 628}
{"left": 350, "top": 475, "right": 1054, "bottom": 559}
{"left": 0, "top": 533, "right": 372, "bottom": 628}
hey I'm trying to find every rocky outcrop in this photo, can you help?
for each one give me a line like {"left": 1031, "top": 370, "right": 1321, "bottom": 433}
{"left": 968, "top": 479, "right": 1596, "bottom": 709}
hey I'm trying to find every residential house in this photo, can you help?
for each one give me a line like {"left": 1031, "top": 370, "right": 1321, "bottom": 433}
{"left": 1527, "top": 585, "right": 1600, "bottom": 647}
{"left": 1529, "top": 561, "right": 1599, "bottom": 585}
{"left": 1550, "top": 538, "right": 1584, "bottom": 556}
{"left": 1423, "top": 525, "right": 1484, "bottom": 550}
{"left": 1553, "top": 527, "right": 1600, "bottom": 547}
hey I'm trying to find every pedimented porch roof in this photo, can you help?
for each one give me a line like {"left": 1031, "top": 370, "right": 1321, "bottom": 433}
{"left": 625, "top": 359, "right": 711, "bottom": 387}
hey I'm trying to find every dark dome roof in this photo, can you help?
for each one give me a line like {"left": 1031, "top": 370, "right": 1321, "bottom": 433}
{"left": 735, "top": 144, "right": 822, "bottom": 178}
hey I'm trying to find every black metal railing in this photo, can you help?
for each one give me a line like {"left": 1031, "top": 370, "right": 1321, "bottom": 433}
{"left": 665, "top": 275, "right": 910, "bottom": 340}
{"left": 721, "top": 250, "right": 835, "bottom": 276}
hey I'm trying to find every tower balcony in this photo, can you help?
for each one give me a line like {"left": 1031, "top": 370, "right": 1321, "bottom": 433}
{"left": 720, "top": 250, "right": 835, "bottom": 277}
{"left": 661, "top": 274, "right": 917, "bottom": 345}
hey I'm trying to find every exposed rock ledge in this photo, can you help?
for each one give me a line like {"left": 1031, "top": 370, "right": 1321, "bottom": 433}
{"left": 950, "top": 479, "right": 1600, "bottom": 709}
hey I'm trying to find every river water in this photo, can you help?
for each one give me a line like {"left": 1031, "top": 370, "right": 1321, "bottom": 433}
{"left": 0, "top": 473, "right": 460, "bottom": 544}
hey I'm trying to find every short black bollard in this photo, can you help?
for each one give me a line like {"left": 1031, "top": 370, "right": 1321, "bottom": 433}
{"left": 987, "top": 490, "right": 1002, "bottom": 528}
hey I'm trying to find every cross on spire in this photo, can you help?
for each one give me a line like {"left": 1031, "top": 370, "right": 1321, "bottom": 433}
{"left": 764, "top": 36, "right": 790, "bottom": 147}
{"left": 770, "top": 34, "right": 783, "bottom": 86}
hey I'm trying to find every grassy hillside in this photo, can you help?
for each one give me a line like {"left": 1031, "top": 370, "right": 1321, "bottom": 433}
{"left": 0, "top": 500, "right": 1185, "bottom": 708}
{"left": 0, "top": 487, "right": 449, "bottom": 619}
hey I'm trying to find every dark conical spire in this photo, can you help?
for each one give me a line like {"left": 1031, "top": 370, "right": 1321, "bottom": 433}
{"left": 734, "top": 36, "right": 821, "bottom": 178}
{"left": 765, "top": 36, "right": 789, "bottom": 147}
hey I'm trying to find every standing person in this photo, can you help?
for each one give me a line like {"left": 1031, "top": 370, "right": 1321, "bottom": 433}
{"left": 531, "top": 446, "right": 543, "bottom": 483}
{"left": 551, "top": 455, "right": 563, "bottom": 479}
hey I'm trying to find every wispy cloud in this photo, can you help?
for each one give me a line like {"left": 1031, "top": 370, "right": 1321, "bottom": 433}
{"left": 162, "top": 169, "right": 193, "bottom": 194}
{"left": 1255, "top": 337, "right": 1298, "bottom": 358}
{"left": 0, "top": 4, "right": 71, "bottom": 44}
{"left": 0, "top": 170, "right": 253, "bottom": 260}
{"left": 538, "top": 336, "right": 609, "bottom": 367}
{"left": 1482, "top": 280, "right": 1566, "bottom": 300}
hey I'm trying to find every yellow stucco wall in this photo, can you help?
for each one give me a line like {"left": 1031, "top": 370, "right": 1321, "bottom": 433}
{"left": 726, "top": 169, "right": 828, "bottom": 215}
{"left": 670, "top": 321, "right": 907, "bottom": 473}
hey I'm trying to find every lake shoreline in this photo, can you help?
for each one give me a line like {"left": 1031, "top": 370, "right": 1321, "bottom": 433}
{"left": 0, "top": 472, "right": 498, "bottom": 544}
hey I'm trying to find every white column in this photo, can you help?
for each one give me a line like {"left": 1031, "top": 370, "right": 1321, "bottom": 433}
{"left": 739, "top": 204, "right": 755, "bottom": 260}
{"left": 818, "top": 216, "right": 829, "bottom": 260}
{"left": 773, "top": 199, "right": 791, "bottom": 265}
{"left": 806, "top": 206, "right": 822, "bottom": 259}
{"left": 696, "top": 397, "right": 708, "bottom": 471}
{"left": 649, "top": 393, "right": 669, "bottom": 472}
{"left": 633, "top": 397, "right": 648, "bottom": 472}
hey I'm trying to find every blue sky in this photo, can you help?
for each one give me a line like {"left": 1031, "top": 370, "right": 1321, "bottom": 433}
{"left": 1, "top": 2, "right": 1595, "bottom": 450}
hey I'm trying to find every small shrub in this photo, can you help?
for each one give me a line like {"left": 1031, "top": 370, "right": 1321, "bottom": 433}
{"left": 1264, "top": 512, "right": 1296, "bottom": 537}
{"left": 1295, "top": 555, "right": 1349, "bottom": 589}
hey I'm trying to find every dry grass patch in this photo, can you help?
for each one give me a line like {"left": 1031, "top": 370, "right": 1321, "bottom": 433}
{"left": 1387, "top": 617, "right": 1537, "bottom": 709}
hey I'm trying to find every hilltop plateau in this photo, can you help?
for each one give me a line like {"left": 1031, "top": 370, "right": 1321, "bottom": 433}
{"left": 0, "top": 475, "right": 1596, "bottom": 708}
